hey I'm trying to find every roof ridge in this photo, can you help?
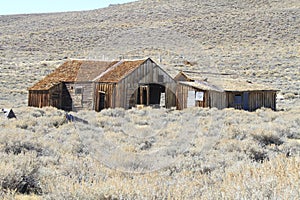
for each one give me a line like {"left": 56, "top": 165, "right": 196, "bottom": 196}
{"left": 92, "top": 60, "right": 124, "bottom": 81}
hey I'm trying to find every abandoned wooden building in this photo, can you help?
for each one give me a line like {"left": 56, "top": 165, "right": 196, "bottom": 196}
{"left": 28, "top": 58, "right": 177, "bottom": 111}
{"left": 175, "top": 71, "right": 278, "bottom": 111}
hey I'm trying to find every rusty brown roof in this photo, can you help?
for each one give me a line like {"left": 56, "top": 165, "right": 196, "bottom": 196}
{"left": 97, "top": 59, "right": 146, "bottom": 83}
{"left": 29, "top": 60, "right": 117, "bottom": 90}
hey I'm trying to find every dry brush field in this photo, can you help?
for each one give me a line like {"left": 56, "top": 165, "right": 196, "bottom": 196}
{"left": 0, "top": 0, "right": 300, "bottom": 199}
{"left": 0, "top": 106, "right": 300, "bottom": 199}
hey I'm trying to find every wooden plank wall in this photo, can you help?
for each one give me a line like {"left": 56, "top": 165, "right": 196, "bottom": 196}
{"left": 28, "top": 83, "right": 61, "bottom": 108}
{"left": 49, "top": 83, "right": 62, "bottom": 109}
{"left": 64, "top": 82, "right": 95, "bottom": 111}
{"left": 28, "top": 91, "right": 50, "bottom": 108}
{"left": 176, "top": 84, "right": 209, "bottom": 109}
{"left": 227, "top": 91, "right": 277, "bottom": 111}
{"left": 115, "top": 59, "right": 177, "bottom": 109}
{"left": 208, "top": 91, "right": 227, "bottom": 109}
{"left": 176, "top": 84, "right": 191, "bottom": 109}
{"left": 248, "top": 91, "right": 276, "bottom": 111}
{"left": 94, "top": 83, "right": 116, "bottom": 112}
{"left": 165, "top": 85, "right": 177, "bottom": 108}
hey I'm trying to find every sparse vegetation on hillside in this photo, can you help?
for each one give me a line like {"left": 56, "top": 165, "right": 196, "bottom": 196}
{"left": 0, "top": 106, "right": 299, "bottom": 199}
{"left": 0, "top": 0, "right": 299, "bottom": 108}
{"left": 0, "top": 0, "right": 299, "bottom": 199}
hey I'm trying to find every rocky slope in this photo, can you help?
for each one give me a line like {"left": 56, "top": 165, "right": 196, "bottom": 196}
{"left": 0, "top": 0, "right": 299, "bottom": 108}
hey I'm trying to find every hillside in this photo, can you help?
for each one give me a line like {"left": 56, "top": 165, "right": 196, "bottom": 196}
{"left": 0, "top": 0, "right": 299, "bottom": 108}
{"left": 0, "top": 0, "right": 300, "bottom": 199}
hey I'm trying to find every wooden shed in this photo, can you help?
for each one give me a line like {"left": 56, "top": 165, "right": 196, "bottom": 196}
{"left": 175, "top": 71, "right": 278, "bottom": 111}
{"left": 28, "top": 58, "right": 177, "bottom": 111}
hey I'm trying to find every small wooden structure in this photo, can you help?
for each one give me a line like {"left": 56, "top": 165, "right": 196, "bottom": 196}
{"left": 175, "top": 71, "right": 278, "bottom": 111}
{"left": 28, "top": 58, "right": 177, "bottom": 111}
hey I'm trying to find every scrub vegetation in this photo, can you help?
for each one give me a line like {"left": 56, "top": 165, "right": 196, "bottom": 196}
{"left": 0, "top": 0, "right": 299, "bottom": 199}
{"left": 0, "top": 106, "right": 300, "bottom": 199}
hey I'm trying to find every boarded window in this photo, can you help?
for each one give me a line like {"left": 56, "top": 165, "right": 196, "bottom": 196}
{"left": 158, "top": 75, "right": 164, "bottom": 82}
{"left": 75, "top": 87, "right": 83, "bottom": 95}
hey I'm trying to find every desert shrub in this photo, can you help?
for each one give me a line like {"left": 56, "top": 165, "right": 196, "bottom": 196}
{"left": 2, "top": 169, "right": 42, "bottom": 195}
{"left": 248, "top": 147, "right": 269, "bottom": 163}
{"left": 4, "top": 142, "right": 43, "bottom": 156}
{"left": 31, "top": 109, "right": 45, "bottom": 118}
{"left": 252, "top": 131, "right": 284, "bottom": 147}
{"left": 1, "top": 105, "right": 300, "bottom": 199}
{"left": 285, "top": 119, "right": 300, "bottom": 139}
{"left": 0, "top": 152, "right": 42, "bottom": 196}
{"left": 16, "top": 119, "right": 37, "bottom": 130}
{"left": 101, "top": 108, "right": 125, "bottom": 118}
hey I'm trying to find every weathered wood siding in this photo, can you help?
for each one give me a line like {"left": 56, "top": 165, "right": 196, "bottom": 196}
{"left": 248, "top": 91, "right": 276, "bottom": 111}
{"left": 28, "top": 83, "right": 62, "bottom": 108}
{"left": 28, "top": 91, "right": 50, "bottom": 108}
{"left": 113, "top": 59, "right": 177, "bottom": 109}
{"left": 208, "top": 91, "right": 227, "bottom": 109}
{"left": 176, "top": 84, "right": 209, "bottom": 109}
{"left": 226, "top": 91, "right": 277, "bottom": 111}
{"left": 94, "top": 83, "right": 116, "bottom": 111}
{"left": 64, "top": 82, "right": 94, "bottom": 111}
{"left": 177, "top": 83, "right": 277, "bottom": 111}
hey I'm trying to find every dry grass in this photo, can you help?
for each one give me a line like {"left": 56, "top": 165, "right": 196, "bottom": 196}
{"left": 0, "top": 106, "right": 299, "bottom": 199}
{"left": 0, "top": 0, "right": 299, "bottom": 109}
{"left": 0, "top": 0, "right": 299, "bottom": 198}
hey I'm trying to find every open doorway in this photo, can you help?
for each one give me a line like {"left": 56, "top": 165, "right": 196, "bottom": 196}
{"left": 133, "top": 84, "right": 166, "bottom": 108}
{"left": 96, "top": 91, "right": 106, "bottom": 112}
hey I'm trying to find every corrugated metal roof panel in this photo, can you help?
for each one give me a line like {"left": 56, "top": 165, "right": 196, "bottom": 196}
{"left": 177, "top": 71, "right": 278, "bottom": 91}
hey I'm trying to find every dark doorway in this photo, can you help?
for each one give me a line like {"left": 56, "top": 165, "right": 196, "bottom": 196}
{"left": 234, "top": 94, "right": 242, "bottom": 109}
{"left": 60, "top": 83, "right": 73, "bottom": 111}
{"left": 243, "top": 92, "right": 249, "bottom": 111}
{"left": 135, "top": 84, "right": 165, "bottom": 107}
{"left": 98, "top": 91, "right": 106, "bottom": 111}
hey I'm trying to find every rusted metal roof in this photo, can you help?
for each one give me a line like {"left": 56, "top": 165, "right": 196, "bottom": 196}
{"left": 177, "top": 71, "right": 278, "bottom": 92}
{"left": 97, "top": 59, "right": 146, "bottom": 83}
{"left": 29, "top": 59, "right": 146, "bottom": 91}
{"left": 29, "top": 60, "right": 117, "bottom": 90}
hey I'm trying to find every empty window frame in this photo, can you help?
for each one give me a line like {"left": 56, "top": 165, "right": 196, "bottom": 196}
{"left": 75, "top": 87, "right": 83, "bottom": 95}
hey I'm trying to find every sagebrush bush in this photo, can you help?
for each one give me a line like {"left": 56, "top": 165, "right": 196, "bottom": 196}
{"left": 0, "top": 106, "right": 299, "bottom": 199}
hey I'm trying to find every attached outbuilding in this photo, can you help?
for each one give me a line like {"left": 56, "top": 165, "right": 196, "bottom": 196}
{"left": 175, "top": 71, "right": 278, "bottom": 111}
{"left": 28, "top": 58, "right": 177, "bottom": 111}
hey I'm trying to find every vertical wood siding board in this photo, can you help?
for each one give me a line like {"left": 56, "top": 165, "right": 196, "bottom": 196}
{"left": 124, "top": 79, "right": 128, "bottom": 108}
{"left": 111, "top": 84, "right": 114, "bottom": 108}
{"left": 249, "top": 92, "right": 252, "bottom": 111}
{"left": 150, "top": 62, "right": 153, "bottom": 81}
{"left": 118, "top": 79, "right": 127, "bottom": 107}
{"left": 94, "top": 84, "right": 98, "bottom": 111}
{"left": 115, "top": 83, "right": 118, "bottom": 107}
{"left": 116, "top": 82, "right": 120, "bottom": 108}
{"left": 121, "top": 81, "right": 125, "bottom": 108}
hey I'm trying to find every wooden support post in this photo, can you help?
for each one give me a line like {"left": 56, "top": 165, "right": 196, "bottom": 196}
{"left": 146, "top": 86, "right": 150, "bottom": 106}
{"left": 140, "top": 86, "right": 143, "bottom": 105}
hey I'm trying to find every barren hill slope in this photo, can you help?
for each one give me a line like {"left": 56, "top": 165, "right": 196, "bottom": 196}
{"left": 0, "top": 1, "right": 300, "bottom": 199}
{"left": 0, "top": 0, "right": 299, "bottom": 107}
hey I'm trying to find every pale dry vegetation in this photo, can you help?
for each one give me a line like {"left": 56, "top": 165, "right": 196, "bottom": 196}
{"left": 0, "top": 0, "right": 299, "bottom": 199}
{"left": 0, "top": 106, "right": 299, "bottom": 199}
{"left": 0, "top": 0, "right": 299, "bottom": 108}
